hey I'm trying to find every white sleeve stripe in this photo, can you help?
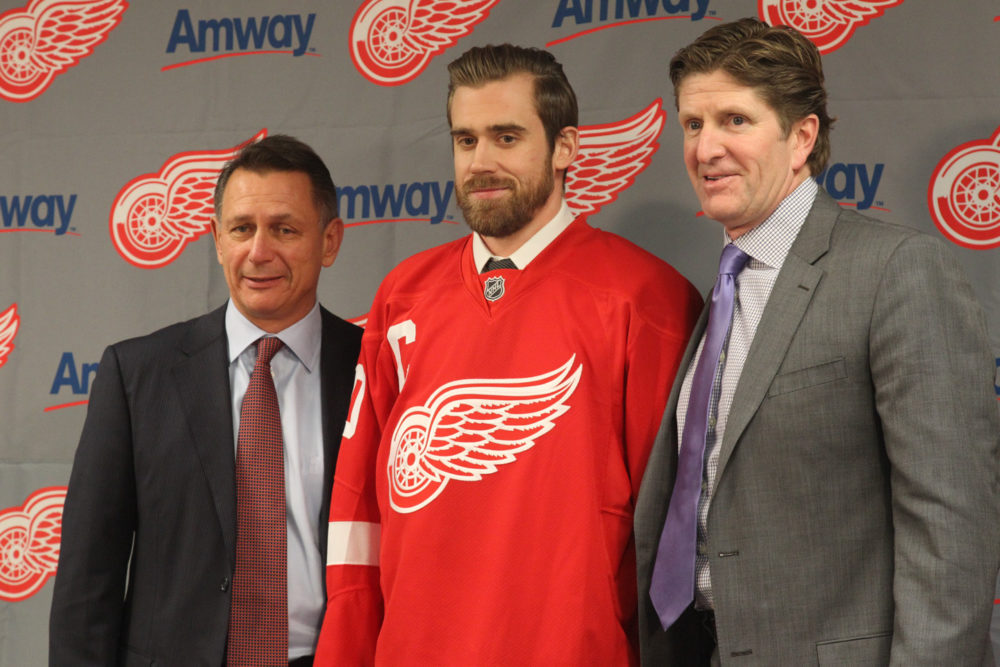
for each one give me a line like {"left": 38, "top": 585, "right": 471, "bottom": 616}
{"left": 327, "top": 521, "right": 380, "bottom": 566}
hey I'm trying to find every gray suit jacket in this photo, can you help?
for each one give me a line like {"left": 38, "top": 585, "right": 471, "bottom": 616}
{"left": 635, "top": 190, "right": 1000, "bottom": 665}
{"left": 49, "top": 304, "right": 362, "bottom": 666}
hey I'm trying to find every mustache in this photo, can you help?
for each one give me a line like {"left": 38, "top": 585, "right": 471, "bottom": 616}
{"left": 463, "top": 176, "right": 515, "bottom": 192}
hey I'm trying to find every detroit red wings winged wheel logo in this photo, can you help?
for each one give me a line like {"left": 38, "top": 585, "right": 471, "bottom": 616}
{"left": 0, "top": 487, "right": 66, "bottom": 602}
{"left": 109, "top": 129, "right": 267, "bottom": 269}
{"left": 566, "top": 99, "right": 665, "bottom": 220}
{"left": 388, "top": 357, "right": 582, "bottom": 513}
{"left": 350, "top": 0, "right": 498, "bottom": 86}
{"left": 928, "top": 125, "right": 1000, "bottom": 250}
{"left": 0, "top": 0, "right": 127, "bottom": 103}
{"left": 0, "top": 303, "right": 19, "bottom": 370}
{"left": 758, "top": 0, "right": 903, "bottom": 54}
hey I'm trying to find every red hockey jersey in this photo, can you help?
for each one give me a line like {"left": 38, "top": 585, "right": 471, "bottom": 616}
{"left": 317, "top": 219, "right": 701, "bottom": 665}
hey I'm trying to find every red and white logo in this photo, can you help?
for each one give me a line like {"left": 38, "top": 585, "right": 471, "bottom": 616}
{"left": 0, "top": 303, "right": 18, "bottom": 370}
{"left": 388, "top": 357, "right": 582, "bottom": 513}
{"left": 0, "top": 0, "right": 127, "bottom": 102}
{"left": 758, "top": 0, "right": 903, "bottom": 54}
{"left": 928, "top": 125, "right": 1000, "bottom": 250}
{"left": 109, "top": 129, "right": 267, "bottom": 269}
{"left": 350, "top": 0, "right": 498, "bottom": 86}
{"left": 0, "top": 487, "right": 65, "bottom": 602}
{"left": 567, "top": 99, "right": 665, "bottom": 220}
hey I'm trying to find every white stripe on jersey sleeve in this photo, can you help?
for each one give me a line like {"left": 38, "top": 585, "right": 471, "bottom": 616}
{"left": 327, "top": 521, "right": 381, "bottom": 566}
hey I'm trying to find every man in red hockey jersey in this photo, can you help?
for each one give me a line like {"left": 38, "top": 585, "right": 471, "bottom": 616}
{"left": 316, "top": 44, "right": 701, "bottom": 665}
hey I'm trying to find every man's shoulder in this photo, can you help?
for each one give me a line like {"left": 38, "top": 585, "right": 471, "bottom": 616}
{"left": 560, "top": 221, "right": 696, "bottom": 292}
{"left": 108, "top": 307, "right": 225, "bottom": 362}
{"left": 380, "top": 235, "right": 468, "bottom": 292}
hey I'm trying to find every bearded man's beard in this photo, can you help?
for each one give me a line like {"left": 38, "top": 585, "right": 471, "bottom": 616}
{"left": 457, "top": 160, "right": 554, "bottom": 238}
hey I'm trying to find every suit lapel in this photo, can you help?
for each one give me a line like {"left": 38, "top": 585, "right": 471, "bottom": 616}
{"left": 171, "top": 306, "right": 237, "bottom": 566}
{"left": 715, "top": 191, "right": 840, "bottom": 480}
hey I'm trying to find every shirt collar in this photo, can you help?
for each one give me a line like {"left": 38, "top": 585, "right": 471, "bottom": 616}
{"left": 224, "top": 300, "right": 322, "bottom": 372}
{"left": 472, "top": 199, "right": 574, "bottom": 271}
{"left": 729, "top": 177, "right": 818, "bottom": 270}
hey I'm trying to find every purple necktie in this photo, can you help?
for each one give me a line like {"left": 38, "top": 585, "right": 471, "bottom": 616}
{"left": 649, "top": 243, "right": 749, "bottom": 630}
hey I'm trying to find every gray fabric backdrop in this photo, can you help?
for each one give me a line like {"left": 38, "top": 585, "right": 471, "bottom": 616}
{"left": 1, "top": 0, "right": 997, "bottom": 663}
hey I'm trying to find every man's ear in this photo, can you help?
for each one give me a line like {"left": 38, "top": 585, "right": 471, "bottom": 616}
{"left": 553, "top": 126, "right": 579, "bottom": 173}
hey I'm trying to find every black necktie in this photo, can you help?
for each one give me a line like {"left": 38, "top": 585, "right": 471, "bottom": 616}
{"left": 482, "top": 257, "right": 517, "bottom": 272}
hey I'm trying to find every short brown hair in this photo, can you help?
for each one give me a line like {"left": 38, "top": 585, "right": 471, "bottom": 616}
{"left": 214, "top": 134, "right": 338, "bottom": 224}
{"left": 446, "top": 44, "right": 578, "bottom": 150}
{"left": 669, "top": 17, "right": 835, "bottom": 175}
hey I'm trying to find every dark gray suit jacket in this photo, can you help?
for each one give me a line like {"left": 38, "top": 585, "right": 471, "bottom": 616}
{"left": 48, "top": 304, "right": 362, "bottom": 666}
{"left": 635, "top": 191, "right": 1000, "bottom": 665}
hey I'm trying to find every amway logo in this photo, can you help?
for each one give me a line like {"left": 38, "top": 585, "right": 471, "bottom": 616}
{"left": 164, "top": 9, "right": 316, "bottom": 70}
{"left": 550, "top": 0, "right": 710, "bottom": 45}
{"left": 758, "top": 0, "right": 904, "bottom": 55}
{"left": 109, "top": 129, "right": 267, "bottom": 269}
{"left": 50, "top": 351, "right": 99, "bottom": 396}
{"left": 0, "top": 0, "right": 128, "bottom": 102}
{"left": 340, "top": 182, "right": 455, "bottom": 226}
{"left": 0, "top": 194, "right": 77, "bottom": 236}
{"left": 814, "top": 162, "right": 885, "bottom": 211}
{"left": 928, "top": 125, "right": 1000, "bottom": 250}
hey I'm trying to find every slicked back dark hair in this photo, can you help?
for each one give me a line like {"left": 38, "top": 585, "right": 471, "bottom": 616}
{"left": 214, "top": 134, "right": 338, "bottom": 224}
{"left": 669, "top": 17, "right": 835, "bottom": 175}
{"left": 446, "top": 43, "right": 578, "bottom": 150}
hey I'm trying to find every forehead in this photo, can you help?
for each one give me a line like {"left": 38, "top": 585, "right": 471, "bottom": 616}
{"left": 220, "top": 168, "right": 315, "bottom": 216}
{"left": 677, "top": 70, "right": 770, "bottom": 112}
{"left": 450, "top": 73, "right": 541, "bottom": 129}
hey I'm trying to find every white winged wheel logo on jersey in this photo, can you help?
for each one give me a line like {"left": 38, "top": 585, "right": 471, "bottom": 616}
{"left": 0, "top": 303, "right": 19, "bottom": 370}
{"left": 566, "top": 99, "right": 666, "bottom": 220}
{"left": 758, "top": 0, "right": 904, "bottom": 54}
{"left": 0, "top": 487, "right": 66, "bottom": 602}
{"left": 0, "top": 0, "right": 127, "bottom": 103}
{"left": 388, "top": 357, "right": 583, "bottom": 513}
{"left": 350, "top": 0, "right": 498, "bottom": 86}
{"left": 109, "top": 129, "right": 267, "bottom": 269}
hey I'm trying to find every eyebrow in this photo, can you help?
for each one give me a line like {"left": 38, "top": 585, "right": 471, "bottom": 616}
{"left": 450, "top": 122, "right": 527, "bottom": 137}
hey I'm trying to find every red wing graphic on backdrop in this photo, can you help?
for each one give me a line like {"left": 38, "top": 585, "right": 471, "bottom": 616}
{"left": 566, "top": 99, "right": 665, "bottom": 220}
{"left": 758, "top": 0, "right": 903, "bottom": 54}
{"left": 110, "top": 129, "right": 268, "bottom": 269}
{"left": 928, "top": 125, "right": 1000, "bottom": 250}
{"left": 350, "top": 0, "right": 498, "bottom": 86}
{"left": 0, "top": 0, "right": 127, "bottom": 102}
{"left": 0, "top": 303, "right": 18, "bottom": 370}
{"left": 0, "top": 487, "right": 65, "bottom": 602}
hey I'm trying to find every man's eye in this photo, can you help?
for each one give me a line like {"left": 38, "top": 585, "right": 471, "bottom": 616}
{"left": 732, "top": 116, "right": 745, "bottom": 126}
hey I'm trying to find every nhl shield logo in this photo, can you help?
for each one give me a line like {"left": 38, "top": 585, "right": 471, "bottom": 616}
{"left": 483, "top": 276, "right": 505, "bottom": 301}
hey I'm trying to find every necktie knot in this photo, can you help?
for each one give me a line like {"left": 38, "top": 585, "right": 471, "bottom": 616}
{"left": 256, "top": 336, "right": 283, "bottom": 366}
{"left": 718, "top": 243, "right": 750, "bottom": 278}
{"left": 482, "top": 257, "right": 518, "bottom": 272}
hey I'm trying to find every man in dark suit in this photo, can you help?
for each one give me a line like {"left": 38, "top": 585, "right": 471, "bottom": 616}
{"left": 635, "top": 18, "right": 1000, "bottom": 665}
{"left": 49, "top": 135, "right": 362, "bottom": 665}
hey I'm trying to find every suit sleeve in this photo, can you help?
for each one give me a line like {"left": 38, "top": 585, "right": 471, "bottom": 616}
{"left": 48, "top": 345, "right": 137, "bottom": 666}
{"left": 623, "top": 274, "right": 703, "bottom": 492}
{"left": 869, "top": 235, "right": 1000, "bottom": 664}
{"left": 315, "top": 315, "right": 392, "bottom": 665}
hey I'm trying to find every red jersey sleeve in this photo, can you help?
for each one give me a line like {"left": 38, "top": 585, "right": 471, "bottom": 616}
{"left": 315, "top": 306, "right": 393, "bottom": 664}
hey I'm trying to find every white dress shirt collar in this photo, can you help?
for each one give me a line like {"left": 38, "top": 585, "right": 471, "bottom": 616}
{"left": 472, "top": 199, "right": 574, "bottom": 271}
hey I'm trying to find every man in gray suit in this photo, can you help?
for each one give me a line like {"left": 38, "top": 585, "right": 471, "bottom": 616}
{"left": 635, "top": 18, "right": 1000, "bottom": 665}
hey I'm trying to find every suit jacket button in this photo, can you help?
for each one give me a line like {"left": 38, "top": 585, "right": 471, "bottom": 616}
{"left": 220, "top": 577, "right": 230, "bottom": 592}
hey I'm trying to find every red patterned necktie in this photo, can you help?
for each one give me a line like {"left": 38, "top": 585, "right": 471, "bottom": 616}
{"left": 227, "top": 336, "right": 287, "bottom": 665}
